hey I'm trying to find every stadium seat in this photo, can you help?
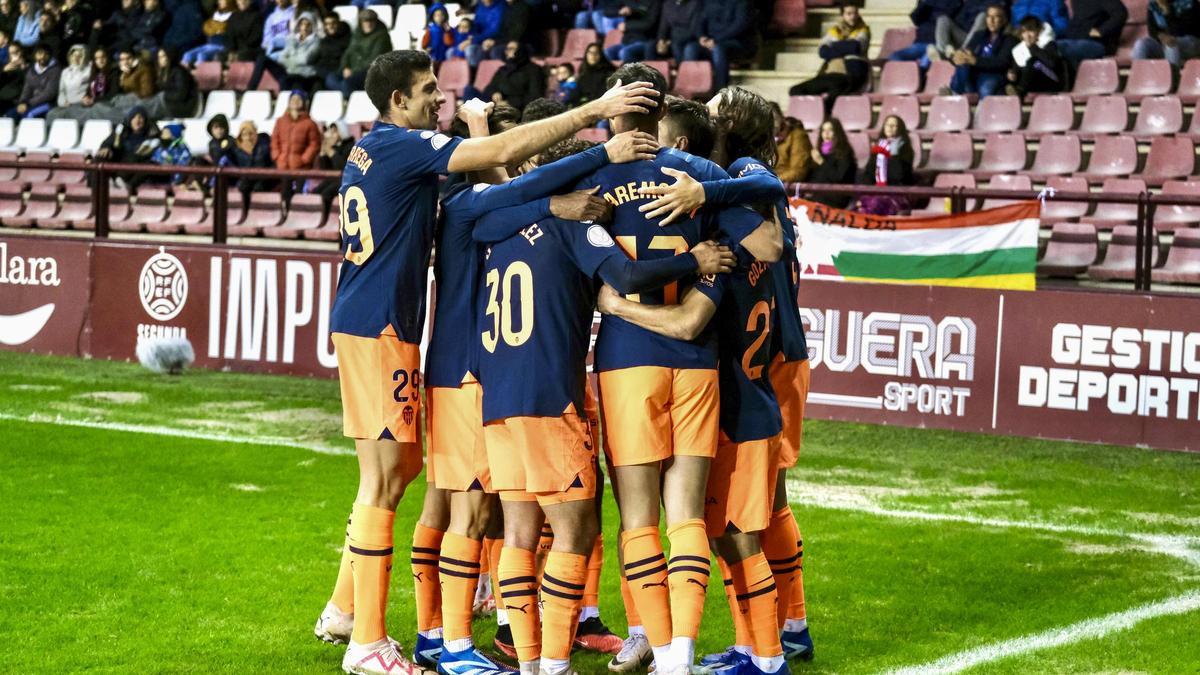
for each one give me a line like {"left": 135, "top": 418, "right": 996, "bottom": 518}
{"left": 1142, "top": 136, "right": 1197, "bottom": 186}
{"left": 1082, "top": 135, "right": 1139, "bottom": 179}
{"left": 674, "top": 61, "right": 714, "bottom": 100}
{"left": 921, "top": 132, "right": 974, "bottom": 172}
{"left": 11, "top": 118, "right": 46, "bottom": 150}
{"left": 37, "top": 184, "right": 91, "bottom": 229}
{"left": 603, "top": 28, "right": 624, "bottom": 52}
{"left": 561, "top": 29, "right": 597, "bottom": 60}
{"left": 577, "top": 127, "right": 610, "bottom": 143}
{"left": 871, "top": 61, "right": 920, "bottom": 100}
{"left": 877, "top": 95, "right": 919, "bottom": 130}
{"left": 642, "top": 60, "right": 671, "bottom": 85}
{"left": 53, "top": 151, "right": 88, "bottom": 186}
{"left": 831, "top": 95, "right": 871, "bottom": 131}
{"left": 344, "top": 91, "right": 378, "bottom": 124}
{"left": 389, "top": 24, "right": 413, "bottom": 51}
{"left": 846, "top": 131, "right": 871, "bottom": 167}
{"left": 1027, "top": 134, "right": 1082, "bottom": 179}
{"left": 1153, "top": 228, "right": 1200, "bottom": 284}
{"left": 307, "top": 194, "right": 341, "bottom": 241}
{"left": 981, "top": 173, "right": 1031, "bottom": 209}
{"left": 193, "top": 61, "right": 222, "bottom": 92}
{"left": 1114, "top": 23, "right": 1149, "bottom": 66}
{"left": 77, "top": 119, "right": 112, "bottom": 152}
{"left": 971, "top": 95, "right": 1021, "bottom": 135}
{"left": 271, "top": 92, "right": 291, "bottom": 120}
{"left": 438, "top": 91, "right": 457, "bottom": 130}
{"left": 75, "top": 186, "right": 130, "bottom": 231}
{"left": 120, "top": 186, "right": 169, "bottom": 232}
{"left": 473, "top": 60, "right": 504, "bottom": 91}
{"left": 366, "top": 4, "right": 394, "bottom": 28}
{"left": 0, "top": 151, "right": 19, "bottom": 181}
{"left": 876, "top": 27, "right": 915, "bottom": 62}
{"left": 148, "top": 189, "right": 206, "bottom": 234}
{"left": 918, "top": 61, "right": 955, "bottom": 103}
{"left": 970, "top": 133, "right": 1027, "bottom": 177}
{"left": 1070, "top": 59, "right": 1119, "bottom": 101}
{"left": 45, "top": 119, "right": 79, "bottom": 153}
{"left": 786, "top": 96, "right": 824, "bottom": 132}
{"left": 1088, "top": 225, "right": 1159, "bottom": 280}
{"left": 18, "top": 150, "right": 53, "bottom": 184}
{"left": 393, "top": 3, "right": 424, "bottom": 32}
{"left": 1179, "top": 59, "right": 1200, "bottom": 104}
{"left": 913, "top": 173, "right": 975, "bottom": 215}
{"left": 230, "top": 191, "right": 283, "bottom": 236}
{"left": 239, "top": 90, "right": 273, "bottom": 122}
{"left": 1124, "top": 59, "right": 1173, "bottom": 100}
{"left": 1036, "top": 223, "right": 1099, "bottom": 277}
{"left": 1077, "top": 94, "right": 1129, "bottom": 138}
{"left": 309, "top": 91, "right": 345, "bottom": 125}
{"left": 181, "top": 119, "right": 210, "bottom": 155}
{"left": 263, "top": 193, "right": 324, "bottom": 238}
{"left": 1090, "top": 177, "right": 1146, "bottom": 228}
{"left": 226, "top": 61, "right": 278, "bottom": 93}
{"left": 438, "top": 59, "right": 470, "bottom": 96}
{"left": 1024, "top": 94, "right": 1074, "bottom": 135}
{"left": 0, "top": 179, "right": 24, "bottom": 222}
{"left": 332, "top": 4, "right": 358, "bottom": 27}
{"left": 2, "top": 183, "right": 58, "bottom": 228}
{"left": 202, "top": 90, "right": 238, "bottom": 120}
{"left": 1156, "top": 180, "right": 1200, "bottom": 231}
{"left": 0, "top": 118, "right": 13, "bottom": 149}
{"left": 1188, "top": 108, "right": 1200, "bottom": 138}
{"left": 187, "top": 189, "right": 240, "bottom": 235}
{"left": 921, "top": 95, "right": 970, "bottom": 136}
{"left": 1041, "top": 175, "right": 1091, "bottom": 222}
{"left": 768, "top": 0, "right": 807, "bottom": 35}
{"left": 1131, "top": 95, "right": 1184, "bottom": 139}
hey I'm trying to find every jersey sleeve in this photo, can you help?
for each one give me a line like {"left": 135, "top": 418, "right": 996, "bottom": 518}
{"left": 557, "top": 221, "right": 625, "bottom": 277}
{"left": 716, "top": 204, "right": 766, "bottom": 247}
{"left": 472, "top": 197, "right": 553, "bottom": 243}
{"left": 691, "top": 270, "right": 727, "bottom": 306}
{"left": 457, "top": 144, "right": 610, "bottom": 222}
{"left": 397, "top": 130, "right": 464, "bottom": 176}
{"left": 704, "top": 158, "right": 787, "bottom": 207}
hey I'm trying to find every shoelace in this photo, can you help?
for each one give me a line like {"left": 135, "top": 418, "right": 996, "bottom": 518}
{"left": 618, "top": 635, "right": 645, "bottom": 658}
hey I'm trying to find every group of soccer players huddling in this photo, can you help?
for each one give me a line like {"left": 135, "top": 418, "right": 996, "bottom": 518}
{"left": 310, "top": 48, "right": 813, "bottom": 675}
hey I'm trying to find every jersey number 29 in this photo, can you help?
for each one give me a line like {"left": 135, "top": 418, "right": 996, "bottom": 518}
{"left": 481, "top": 261, "right": 534, "bottom": 353}
{"left": 340, "top": 186, "right": 374, "bottom": 265}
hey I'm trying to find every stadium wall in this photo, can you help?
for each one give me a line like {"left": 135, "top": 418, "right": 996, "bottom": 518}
{"left": 2, "top": 235, "right": 1198, "bottom": 453}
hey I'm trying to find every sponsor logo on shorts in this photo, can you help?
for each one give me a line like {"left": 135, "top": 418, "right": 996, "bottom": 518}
{"left": 403, "top": 405, "right": 415, "bottom": 426}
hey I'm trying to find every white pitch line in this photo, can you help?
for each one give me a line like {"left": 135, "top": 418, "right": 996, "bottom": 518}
{"left": 0, "top": 412, "right": 353, "bottom": 456}
{"left": 885, "top": 590, "right": 1200, "bottom": 675}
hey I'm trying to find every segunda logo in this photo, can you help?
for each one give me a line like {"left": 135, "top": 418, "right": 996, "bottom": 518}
{"left": 139, "top": 247, "right": 189, "bottom": 321}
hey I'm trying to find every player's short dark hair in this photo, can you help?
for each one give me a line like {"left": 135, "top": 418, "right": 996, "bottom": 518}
{"left": 538, "top": 138, "right": 596, "bottom": 166}
{"left": 605, "top": 62, "right": 667, "bottom": 123}
{"left": 715, "top": 86, "right": 778, "bottom": 167}
{"left": 662, "top": 96, "right": 716, "bottom": 160}
{"left": 448, "top": 102, "right": 521, "bottom": 138}
{"left": 1018, "top": 15, "right": 1042, "bottom": 32}
{"left": 365, "top": 49, "right": 432, "bottom": 114}
{"left": 522, "top": 98, "right": 567, "bottom": 123}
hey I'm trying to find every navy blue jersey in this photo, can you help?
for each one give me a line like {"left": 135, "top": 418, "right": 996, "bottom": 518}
{"left": 575, "top": 148, "right": 764, "bottom": 372}
{"left": 330, "top": 123, "right": 463, "bottom": 340}
{"left": 727, "top": 156, "right": 809, "bottom": 363}
{"left": 702, "top": 247, "right": 783, "bottom": 443}
{"left": 477, "top": 219, "right": 628, "bottom": 422}
{"left": 425, "top": 146, "right": 612, "bottom": 388}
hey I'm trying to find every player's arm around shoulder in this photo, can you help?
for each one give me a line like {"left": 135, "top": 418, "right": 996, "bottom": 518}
{"left": 596, "top": 278, "right": 721, "bottom": 342}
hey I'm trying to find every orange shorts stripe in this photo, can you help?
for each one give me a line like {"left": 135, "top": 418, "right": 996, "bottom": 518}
{"left": 598, "top": 366, "right": 719, "bottom": 467}
{"left": 484, "top": 413, "right": 596, "bottom": 498}
{"left": 332, "top": 328, "right": 422, "bottom": 442}
{"left": 770, "top": 356, "right": 810, "bottom": 469}
{"left": 428, "top": 382, "right": 491, "bottom": 492}
{"left": 705, "top": 433, "right": 782, "bottom": 537}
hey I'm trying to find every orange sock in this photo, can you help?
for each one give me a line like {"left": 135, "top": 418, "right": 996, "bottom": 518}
{"left": 730, "top": 554, "right": 783, "bottom": 661}
{"left": 484, "top": 536, "right": 504, "bottom": 608}
{"left": 665, "top": 519, "right": 710, "bottom": 641}
{"left": 762, "top": 507, "right": 800, "bottom": 629}
{"left": 583, "top": 534, "right": 603, "bottom": 611}
{"left": 411, "top": 523, "right": 444, "bottom": 635}
{"left": 540, "top": 551, "right": 588, "bottom": 660}
{"left": 536, "top": 523, "right": 555, "bottom": 578}
{"left": 620, "top": 527, "right": 672, "bottom": 649}
{"left": 329, "top": 511, "right": 355, "bottom": 614}
{"left": 498, "top": 547, "right": 540, "bottom": 663}
{"left": 619, "top": 572, "right": 643, "bottom": 628}
{"left": 348, "top": 503, "right": 395, "bottom": 644}
{"left": 788, "top": 517, "right": 808, "bottom": 625}
{"left": 716, "top": 556, "right": 750, "bottom": 648}
{"left": 439, "top": 533, "right": 482, "bottom": 643}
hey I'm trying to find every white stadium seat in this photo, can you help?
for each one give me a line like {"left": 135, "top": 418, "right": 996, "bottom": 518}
{"left": 344, "top": 91, "right": 379, "bottom": 124}
{"left": 45, "top": 119, "right": 80, "bottom": 153}
{"left": 389, "top": 25, "right": 414, "bottom": 50}
{"left": 0, "top": 118, "right": 16, "bottom": 149}
{"left": 309, "top": 90, "right": 346, "bottom": 124}
{"left": 182, "top": 118, "right": 211, "bottom": 156}
{"left": 367, "top": 3, "right": 394, "bottom": 28}
{"left": 272, "top": 93, "right": 290, "bottom": 119}
{"left": 77, "top": 119, "right": 112, "bottom": 153}
{"left": 395, "top": 3, "right": 426, "bottom": 33}
{"left": 202, "top": 90, "right": 238, "bottom": 120}
{"left": 12, "top": 118, "right": 46, "bottom": 150}
{"left": 238, "top": 90, "right": 272, "bottom": 122}
{"left": 332, "top": 4, "right": 358, "bottom": 27}
{"left": 444, "top": 3, "right": 461, "bottom": 18}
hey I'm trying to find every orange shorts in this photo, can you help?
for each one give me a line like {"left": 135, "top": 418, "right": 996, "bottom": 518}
{"left": 598, "top": 366, "right": 719, "bottom": 466}
{"left": 332, "top": 327, "right": 422, "bottom": 443}
{"left": 705, "top": 433, "right": 782, "bottom": 537}
{"left": 427, "top": 380, "right": 491, "bottom": 492}
{"left": 485, "top": 411, "right": 596, "bottom": 505}
{"left": 584, "top": 377, "right": 601, "bottom": 456}
{"left": 770, "top": 356, "right": 811, "bottom": 469}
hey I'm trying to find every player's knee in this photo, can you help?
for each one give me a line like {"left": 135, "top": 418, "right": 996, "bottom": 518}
{"left": 715, "top": 530, "right": 760, "bottom": 564}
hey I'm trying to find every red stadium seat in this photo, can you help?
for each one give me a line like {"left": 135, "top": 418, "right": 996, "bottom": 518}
{"left": 786, "top": 96, "right": 824, "bottom": 132}
{"left": 1082, "top": 135, "right": 1138, "bottom": 179}
{"left": 922, "top": 95, "right": 970, "bottom": 136}
{"left": 921, "top": 132, "right": 974, "bottom": 172}
{"left": 603, "top": 28, "right": 624, "bottom": 52}
{"left": 1090, "top": 177, "right": 1145, "bottom": 228}
{"left": 1153, "top": 229, "right": 1200, "bottom": 284}
{"left": 1028, "top": 134, "right": 1082, "bottom": 179}
{"left": 53, "top": 151, "right": 88, "bottom": 186}
{"left": 970, "top": 133, "right": 1027, "bottom": 177}
{"left": 971, "top": 95, "right": 1021, "bottom": 135}
{"left": 673, "top": 61, "right": 714, "bottom": 100}
{"left": 264, "top": 194, "right": 325, "bottom": 239}
{"left": 1143, "top": 136, "right": 1198, "bottom": 186}
{"left": 561, "top": 29, "right": 597, "bottom": 60}
{"left": 307, "top": 194, "right": 342, "bottom": 241}
{"left": 831, "top": 95, "right": 871, "bottom": 131}
{"left": 576, "top": 127, "right": 610, "bottom": 143}
{"left": 918, "top": 61, "right": 955, "bottom": 103}
{"left": 875, "top": 27, "right": 915, "bottom": 62}
{"left": 1037, "top": 223, "right": 1099, "bottom": 277}
{"left": 871, "top": 61, "right": 920, "bottom": 100}
{"left": 642, "top": 60, "right": 672, "bottom": 86}
{"left": 1131, "top": 96, "right": 1184, "bottom": 138}
{"left": 1179, "top": 60, "right": 1200, "bottom": 104}
{"left": 438, "top": 59, "right": 470, "bottom": 96}
{"left": 913, "top": 173, "right": 975, "bottom": 215}
{"left": 119, "top": 186, "right": 169, "bottom": 232}
{"left": 981, "top": 173, "right": 1031, "bottom": 209}
{"left": 473, "top": 60, "right": 504, "bottom": 90}
{"left": 149, "top": 189, "right": 206, "bottom": 235}
{"left": 18, "top": 151, "right": 53, "bottom": 184}
{"left": 768, "top": 0, "right": 807, "bottom": 35}
{"left": 1156, "top": 180, "right": 1200, "bottom": 231}
{"left": 1071, "top": 59, "right": 1119, "bottom": 101}
{"left": 37, "top": 184, "right": 90, "bottom": 229}
{"left": 846, "top": 131, "right": 871, "bottom": 167}
{"left": 1041, "top": 175, "right": 1091, "bottom": 222}
{"left": 75, "top": 186, "right": 130, "bottom": 231}
{"left": 225, "top": 62, "right": 255, "bottom": 92}
{"left": 0, "top": 179, "right": 24, "bottom": 223}
{"left": 1088, "top": 225, "right": 1159, "bottom": 281}
{"left": 1077, "top": 95, "right": 1129, "bottom": 138}
{"left": 193, "top": 61, "right": 223, "bottom": 92}
{"left": 438, "top": 91, "right": 457, "bottom": 130}
{"left": 1124, "top": 59, "right": 1173, "bottom": 100}
{"left": 0, "top": 150, "right": 18, "bottom": 181}
{"left": 1025, "top": 95, "right": 1075, "bottom": 135}
{"left": 230, "top": 191, "right": 283, "bottom": 237}
{"left": 1188, "top": 107, "right": 1200, "bottom": 138}
{"left": 3, "top": 183, "right": 57, "bottom": 228}
{"left": 877, "top": 95, "right": 920, "bottom": 130}
{"left": 186, "top": 189, "right": 239, "bottom": 236}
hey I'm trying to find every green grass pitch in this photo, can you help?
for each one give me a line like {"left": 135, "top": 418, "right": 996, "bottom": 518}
{"left": 1, "top": 351, "right": 1199, "bottom": 673}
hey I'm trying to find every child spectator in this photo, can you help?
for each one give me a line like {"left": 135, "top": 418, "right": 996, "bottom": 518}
{"left": 422, "top": 3, "right": 453, "bottom": 62}
{"left": 9, "top": 41, "right": 56, "bottom": 118}
{"left": 152, "top": 122, "right": 194, "bottom": 186}
{"left": 789, "top": 2, "right": 871, "bottom": 107}
{"left": 181, "top": 0, "right": 233, "bottom": 65}
{"left": 855, "top": 114, "right": 915, "bottom": 216}
{"left": 806, "top": 117, "right": 857, "bottom": 208}
{"left": 448, "top": 16, "right": 473, "bottom": 59}
{"left": 551, "top": 62, "right": 577, "bottom": 106}
{"left": 1007, "top": 16, "right": 1066, "bottom": 97}
{"left": 206, "top": 112, "right": 235, "bottom": 165}
{"left": 56, "top": 42, "right": 87, "bottom": 107}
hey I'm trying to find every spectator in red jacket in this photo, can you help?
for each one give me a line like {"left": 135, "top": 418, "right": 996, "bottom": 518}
{"left": 270, "top": 89, "right": 320, "bottom": 199}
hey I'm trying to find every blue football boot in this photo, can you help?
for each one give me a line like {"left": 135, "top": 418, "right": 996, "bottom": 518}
{"left": 436, "top": 643, "right": 516, "bottom": 675}
{"left": 413, "top": 633, "right": 444, "bottom": 669}
{"left": 780, "top": 626, "right": 814, "bottom": 662}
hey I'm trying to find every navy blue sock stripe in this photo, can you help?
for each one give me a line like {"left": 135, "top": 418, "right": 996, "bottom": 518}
{"left": 623, "top": 553, "right": 666, "bottom": 569}
{"left": 439, "top": 555, "right": 481, "bottom": 569}
{"left": 669, "top": 555, "right": 711, "bottom": 566}
{"left": 499, "top": 575, "right": 537, "bottom": 587}
{"left": 541, "top": 585, "right": 584, "bottom": 601}
{"left": 350, "top": 545, "right": 394, "bottom": 557}
{"left": 438, "top": 567, "right": 480, "bottom": 579}
{"left": 626, "top": 562, "right": 668, "bottom": 581}
{"left": 668, "top": 565, "right": 710, "bottom": 576}
{"left": 542, "top": 572, "right": 586, "bottom": 590}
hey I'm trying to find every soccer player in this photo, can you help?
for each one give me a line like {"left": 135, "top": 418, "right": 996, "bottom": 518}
{"left": 313, "top": 47, "right": 661, "bottom": 675}
{"left": 425, "top": 109, "right": 660, "bottom": 675}
{"left": 572, "top": 62, "right": 781, "bottom": 675}
{"left": 641, "top": 85, "right": 815, "bottom": 664}
{"left": 473, "top": 140, "right": 735, "bottom": 675}
{"left": 657, "top": 96, "right": 717, "bottom": 160}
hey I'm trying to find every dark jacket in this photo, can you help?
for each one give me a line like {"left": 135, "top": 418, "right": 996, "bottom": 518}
{"left": 950, "top": 0, "right": 992, "bottom": 32}
{"left": 574, "top": 58, "right": 614, "bottom": 105}
{"left": 965, "top": 28, "right": 1017, "bottom": 74}
{"left": 698, "top": 0, "right": 752, "bottom": 43}
{"left": 224, "top": 7, "right": 263, "bottom": 61}
{"left": 60, "top": 1, "right": 93, "bottom": 46}
{"left": 619, "top": 0, "right": 661, "bottom": 43}
{"left": 19, "top": 58, "right": 60, "bottom": 108}
{"left": 1015, "top": 41, "right": 1067, "bottom": 95}
{"left": 101, "top": 106, "right": 159, "bottom": 164}
{"left": 341, "top": 25, "right": 392, "bottom": 74}
{"left": 472, "top": 0, "right": 505, "bottom": 42}
{"left": 131, "top": 4, "right": 167, "bottom": 52}
{"left": 483, "top": 44, "right": 545, "bottom": 112}
{"left": 312, "top": 19, "right": 351, "bottom": 76}
{"left": 808, "top": 151, "right": 857, "bottom": 208}
{"left": 910, "top": 0, "right": 960, "bottom": 45}
{"left": 88, "top": 62, "right": 117, "bottom": 101}
{"left": 496, "top": 0, "right": 531, "bottom": 44}
{"left": 0, "top": 64, "right": 24, "bottom": 108}
{"left": 1147, "top": 0, "right": 1200, "bottom": 40}
{"left": 658, "top": 0, "right": 700, "bottom": 46}
{"left": 207, "top": 114, "right": 235, "bottom": 164}
{"left": 158, "top": 55, "right": 197, "bottom": 118}
{"left": 103, "top": 4, "right": 140, "bottom": 52}
{"left": 1062, "top": 0, "right": 1127, "bottom": 52}
{"left": 162, "top": 0, "right": 204, "bottom": 51}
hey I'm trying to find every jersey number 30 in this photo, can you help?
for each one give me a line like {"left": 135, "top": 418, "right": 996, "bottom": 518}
{"left": 481, "top": 261, "right": 534, "bottom": 353}
{"left": 340, "top": 186, "right": 373, "bottom": 265}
